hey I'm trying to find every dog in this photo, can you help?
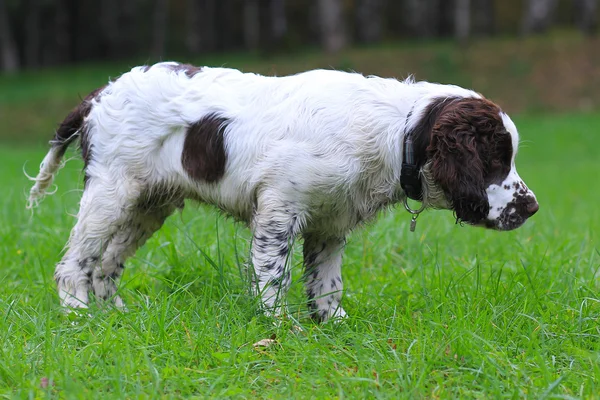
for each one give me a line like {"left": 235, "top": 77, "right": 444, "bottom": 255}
{"left": 28, "top": 62, "right": 538, "bottom": 322}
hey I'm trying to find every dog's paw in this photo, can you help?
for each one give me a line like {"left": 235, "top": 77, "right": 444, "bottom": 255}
{"left": 59, "top": 289, "right": 89, "bottom": 311}
{"left": 313, "top": 306, "right": 347, "bottom": 323}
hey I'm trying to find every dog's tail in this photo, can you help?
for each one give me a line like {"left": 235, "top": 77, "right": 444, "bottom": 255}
{"left": 27, "top": 87, "right": 103, "bottom": 209}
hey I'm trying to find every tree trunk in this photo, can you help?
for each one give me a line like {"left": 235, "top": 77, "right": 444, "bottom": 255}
{"left": 472, "top": 0, "right": 494, "bottom": 36}
{"left": 244, "top": 0, "right": 260, "bottom": 51}
{"left": 152, "top": 0, "right": 169, "bottom": 58}
{"left": 522, "top": 0, "right": 558, "bottom": 34}
{"left": 355, "top": 0, "right": 385, "bottom": 43}
{"left": 317, "top": 0, "right": 347, "bottom": 53}
{"left": 186, "top": 0, "right": 201, "bottom": 53}
{"left": 405, "top": 0, "right": 441, "bottom": 38}
{"left": 119, "top": 0, "right": 138, "bottom": 58}
{"left": 575, "top": 0, "right": 597, "bottom": 35}
{"left": 454, "top": 0, "right": 470, "bottom": 42}
{"left": 257, "top": 0, "right": 287, "bottom": 54}
{"left": 203, "top": 0, "right": 217, "bottom": 51}
{"left": 101, "top": 0, "right": 121, "bottom": 59}
{"left": 53, "top": 0, "right": 71, "bottom": 65}
{"left": 190, "top": 0, "right": 217, "bottom": 52}
{"left": 0, "top": 0, "right": 18, "bottom": 72}
{"left": 270, "top": 0, "right": 287, "bottom": 46}
{"left": 216, "top": 0, "right": 234, "bottom": 50}
{"left": 23, "top": 0, "right": 41, "bottom": 68}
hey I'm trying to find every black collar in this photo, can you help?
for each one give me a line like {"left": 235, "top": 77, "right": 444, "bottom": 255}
{"left": 400, "top": 108, "right": 424, "bottom": 201}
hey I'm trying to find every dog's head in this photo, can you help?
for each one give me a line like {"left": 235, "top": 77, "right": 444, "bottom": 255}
{"left": 412, "top": 97, "right": 538, "bottom": 231}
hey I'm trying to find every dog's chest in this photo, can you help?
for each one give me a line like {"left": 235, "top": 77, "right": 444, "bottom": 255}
{"left": 303, "top": 194, "right": 389, "bottom": 236}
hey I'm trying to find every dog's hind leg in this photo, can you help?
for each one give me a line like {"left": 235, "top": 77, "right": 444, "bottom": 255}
{"left": 92, "top": 202, "right": 178, "bottom": 309}
{"left": 302, "top": 233, "right": 347, "bottom": 322}
{"left": 55, "top": 175, "right": 141, "bottom": 310}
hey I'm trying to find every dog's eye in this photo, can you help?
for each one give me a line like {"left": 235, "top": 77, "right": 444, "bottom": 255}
{"left": 490, "top": 159, "right": 502, "bottom": 169}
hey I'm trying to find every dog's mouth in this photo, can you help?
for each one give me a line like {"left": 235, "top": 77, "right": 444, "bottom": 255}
{"left": 479, "top": 217, "right": 528, "bottom": 231}
{"left": 476, "top": 211, "right": 536, "bottom": 231}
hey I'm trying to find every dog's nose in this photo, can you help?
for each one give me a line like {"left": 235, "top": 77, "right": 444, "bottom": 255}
{"left": 526, "top": 200, "right": 539, "bottom": 216}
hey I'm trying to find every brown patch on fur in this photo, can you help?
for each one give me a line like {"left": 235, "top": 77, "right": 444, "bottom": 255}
{"left": 54, "top": 86, "right": 105, "bottom": 148}
{"left": 52, "top": 85, "right": 107, "bottom": 180}
{"left": 181, "top": 114, "right": 228, "bottom": 183}
{"left": 49, "top": 85, "right": 106, "bottom": 186}
{"left": 420, "top": 97, "right": 512, "bottom": 224}
{"left": 79, "top": 87, "right": 107, "bottom": 185}
{"left": 409, "top": 97, "right": 459, "bottom": 171}
{"left": 167, "top": 63, "right": 203, "bottom": 78}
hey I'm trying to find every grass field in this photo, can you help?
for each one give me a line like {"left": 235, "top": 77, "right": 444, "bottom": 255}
{"left": 2, "top": 42, "right": 600, "bottom": 398}
{"left": 4, "top": 114, "right": 600, "bottom": 399}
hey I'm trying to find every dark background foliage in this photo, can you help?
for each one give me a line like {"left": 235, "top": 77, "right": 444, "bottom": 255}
{"left": 1, "top": 0, "right": 597, "bottom": 71}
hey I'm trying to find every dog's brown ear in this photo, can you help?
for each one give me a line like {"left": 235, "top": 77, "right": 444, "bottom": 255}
{"left": 427, "top": 105, "right": 489, "bottom": 224}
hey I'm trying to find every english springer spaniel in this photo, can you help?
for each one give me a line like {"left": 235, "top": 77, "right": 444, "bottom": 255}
{"left": 28, "top": 63, "right": 538, "bottom": 322}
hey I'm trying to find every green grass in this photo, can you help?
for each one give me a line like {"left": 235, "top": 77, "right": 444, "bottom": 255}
{"left": 1, "top": 108, "right": 599, "bottom": 398}
{"left": 2, "top": 36, "right": 600, "bottom": 396}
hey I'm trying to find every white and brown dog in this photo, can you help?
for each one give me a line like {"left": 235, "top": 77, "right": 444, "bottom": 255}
{"left": 28, "top": 63, "right": 538, "bottom": 322}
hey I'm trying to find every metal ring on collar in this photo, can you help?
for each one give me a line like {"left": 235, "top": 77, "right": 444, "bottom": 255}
{"left": 403, "top": 197, "right": 426, "bottom": 215}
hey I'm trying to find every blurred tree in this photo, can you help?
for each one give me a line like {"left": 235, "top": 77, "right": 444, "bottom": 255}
{"left": 186, "top": 0, "right": 201, "bottom": 54}
{"left": 355, "top": 0, "right": 385, "bottom": 44}
{"left": 454, "top": 0, "right": 470, "bottom": 41}
{"left": 0, "top": 0, "right": 18, "bottom": 72}
{"left": 244, "top": 0, "right": 260, "bottom": 50}
{"left": 101, "top": 0, "right": 121, "bottom": 58}
{"left": 258, "top": 0, "right": 288, "bottom": 54}
{"left": 575, "top": 0, "right": 597, "bottom": 35}
{"left": 187, "top": 0, "right": 218, "bottom": 52}
{"left": 472, "top": 0, "right": 494, "bottom": 36}
{"left": 152, "top": 0, "right": 169, "bottom": 58}
{"left": 318, "top": 0, "right": 347, "bottom": 52}
{"left": 1, "top": 0, "right": 597, "bottom": 70}
{"left": 202, "top": 0, "right": 217, "bottom": 51}
{"left": 269, "top": 0, "right": 287, "bottom": 49}
{"left": 120, "top": 0, "right": 139, "bottom": 58}
{"left": 23, "top": 0, "right": 41, "bottom": 68}
{"left": 216, "top": 0, "right": 235, "bottom": 50}
{"left": 46, "top": 0, "right": 71, "bottom": 65}
{"left": 405, "top": 0, "right": 441, "bottom": 38}
{"left": 522, "top": 0, "right": 558, "bottom": 34}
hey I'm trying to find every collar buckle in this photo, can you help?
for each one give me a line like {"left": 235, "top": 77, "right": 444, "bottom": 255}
{"left": 400, "top": 162, "right": 423, "bottom": 201}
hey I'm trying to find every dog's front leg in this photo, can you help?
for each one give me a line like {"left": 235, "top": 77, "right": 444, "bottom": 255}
{"left": 250, "top": 192, "right": 302, "bottom": 317}
{"left": 303, "top": 234, "right": 347, "bottom": 322}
